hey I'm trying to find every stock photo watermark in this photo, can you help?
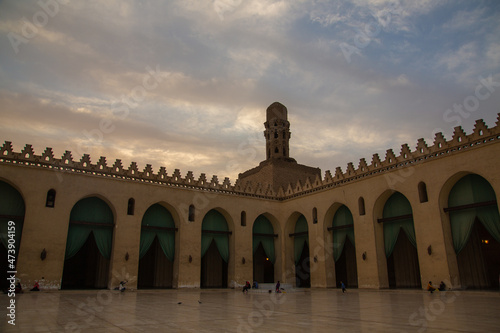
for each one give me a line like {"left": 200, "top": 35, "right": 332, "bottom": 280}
{"left": 442, "top": 74, "right": 499, "bottom": 128}
{"left": 340, "top": 2, "right": 401, "bottom": 64}
{"left": 5, "top": 221, "right": 17, "bottom": 326}
{"left": 213, "top": 0, "right": 243, "bottom": 21}
{"left": 406, "top": 279, "right": 461, "bottom": 333}
{"left": 7, "top": 0, "right": 70, "bottom": 54}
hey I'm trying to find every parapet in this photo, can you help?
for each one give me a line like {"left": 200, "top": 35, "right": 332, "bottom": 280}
{"left": 1, "top": 114, "right": 499, "bottom": 200}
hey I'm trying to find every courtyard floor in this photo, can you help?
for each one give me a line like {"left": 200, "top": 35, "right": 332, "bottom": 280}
{"left": 1, "top": 288, "right": 499, "bottom": 332}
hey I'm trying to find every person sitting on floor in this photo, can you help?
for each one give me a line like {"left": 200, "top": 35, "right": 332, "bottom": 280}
{"left": 243, "top": 281, "right": 251, "bottom": 293}
{"left": 438, "top": 281, "right": 446, "bottom": 291}
{"left": 427, "top": 281, "right": 437, "bottom": 293}
{"left": 30, "top": 281, "right": 40, "bottom": 291}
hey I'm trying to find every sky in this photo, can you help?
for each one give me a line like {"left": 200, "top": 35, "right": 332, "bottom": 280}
{"left": 1, "top": 0, "right": 499, "bottom": 183}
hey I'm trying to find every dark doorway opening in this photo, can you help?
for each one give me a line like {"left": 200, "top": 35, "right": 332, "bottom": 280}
{"left": 138, "top": 236, "right": 173, "bottom": 289}
{"left": 335, "top": 237, "right": 358, "bottom": 288}
{"left": 387, "top": 230, "right": 421, "bottom": 289}
{"left": 295, "top": 241, "right": 311, "bottom": 288}
{"left": 253, "top": 242, "right": 274, "bottom": 283}
{"left": 62, "top": 232, "right": 109, "bottom": 289}
{"left": 201, "top": 239, "right": 228, "bottom": 288}
{"left": 457, "top": 219, "right": 500, "bottom": 289}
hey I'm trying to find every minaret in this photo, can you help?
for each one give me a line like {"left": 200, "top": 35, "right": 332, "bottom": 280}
{"left": 264, "top": 102, "right": 291, "bottom": 160}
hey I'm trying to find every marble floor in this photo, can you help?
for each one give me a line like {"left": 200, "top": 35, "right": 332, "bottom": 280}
{"left": 1, "top": 288, "right": 499, "bottom": 332}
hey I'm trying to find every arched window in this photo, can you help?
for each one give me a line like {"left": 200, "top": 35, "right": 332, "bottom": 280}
{"left": 188, "top": 204, "right": 195, "bottom": 222}
{"left": 274, "top": 131, "right": 278, "bottom": 138}
{"left": 283, "top": 148, "right": 286, "bottom": 156}
{"left": 46, "top": 189, "right": 56, "bottom": 208}
{"left": 312, "top": 207, "right": 318, "bottom": 224}
{"left": 274, "top": 147, "right": 279, "bottom": 154}
{"left": 241, "top": 211, "right": 246, "bottom": 226}
{"left": 418, "top": 182, "right": 428, "bottom": 203}
{"left": 358, "top": 197, "right": 365, "bottom": 216}
{"left": 127, "top": 198, "right": 135, "bottom": 215}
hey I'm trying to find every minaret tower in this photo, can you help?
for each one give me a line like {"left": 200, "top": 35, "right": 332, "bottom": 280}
{"left": 264, "top": 102, "right": 291, "bottom": 160}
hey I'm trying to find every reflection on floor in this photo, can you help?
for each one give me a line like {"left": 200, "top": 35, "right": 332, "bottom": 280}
{"left": 1, "top": 288, "right": 499, "bottom": 332}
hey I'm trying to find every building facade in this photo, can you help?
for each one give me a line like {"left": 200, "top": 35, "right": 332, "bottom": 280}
{"left": 1, "top": 103, "right": 499, "bottom": 291}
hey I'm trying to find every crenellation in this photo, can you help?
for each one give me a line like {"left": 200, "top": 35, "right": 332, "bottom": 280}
{"left": 143, "top": 164, "right": 153, "bottom": 178}
{"left": 415, "top": 138, "right": 429, "bottom": 155}
{"left": 127, "top": 162, "right": 139, "bottom": 176}
{"left": 265, "top": 184, "right": 275, "bottom": 197}
{"left": 294, "top": 179, "right": 303, "bottom": 193}
{"left": 346, "top": 162, "right": 356, "bottom": 176}
{"left": 285, "top": 183, "right": 294, "bottom": 196}
{"left": 97, "top": 156, "right": 108, "bottom": 171}
{"left": 80, "top": 154, "right": 91, "bottom": 168}
{"left": 432, "top": 132, "right": 447, "bottom": 151}
{"left": 400, "top": 143, "right": 412, "bottom": 160}
{"left": 385, "top": 149, "right": 397, "bottom": 164}
{"left": 158, "top": 166, "right": 167, "bottom": 180}
{"left": 358, "top": 158, "right": 369, "bottom": 173}
{"left": 112, "top": 159, "right": 123, "bottom": 173}
{"left": 255, "top": 182, "right": 264, "bottom": 195}
{"left": 222, "top": 177, "right": 231, "bottom": 189}
{"left": 472, "top": 119, "right": 490, "bottom": 138}
{"left": 335, "top": 167, "right": 344, "bottom": 180}
{"left": 244, "top": 181, "right": 253, "bottom": 194}
{"left": 210, "top": 175, "right": 219, "bottom": 187}
{"left": 60, "top": 150, "right": 74, "bottom": 166}
{"left": 324, "top": 170, "right": 333, "bottom": 183}
{"left": 371, "top": 153, "right": 382, "bottom": 168}
{"left": 303, "top": 177, "right": 313, "bottom": 191}
{"left": 0, "top": 141, "right": 13, "bottom": 157}
{"left": 313, "top": 174, "right": 322, "bottom": 188}
{"left": 21, "top": 144, "right": 35, "bottom": 160}
{"left": 185, "top": 171, "right": 194, "bottom": 184}
{"left": 172, "top": 169, "right": 182, "bottom": 182}
{"left": 452, "top": 126, "right": 468, "bottom": 144}
{"left": 277, "top": 186, "right": 285, "bottom": 198}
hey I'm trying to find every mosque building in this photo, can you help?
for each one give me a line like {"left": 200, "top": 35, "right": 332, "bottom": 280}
{"left": 1, "top": 102, "right": 499, "bottom": 291}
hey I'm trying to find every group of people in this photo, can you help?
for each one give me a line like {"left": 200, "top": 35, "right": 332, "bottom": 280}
{"left": 427, "top": 281, "right": 446, "bottom": 293}
{"left": 242, "top": 280, "right": 283, "bottom": 293}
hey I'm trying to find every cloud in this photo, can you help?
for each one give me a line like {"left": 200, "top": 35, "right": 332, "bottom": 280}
{"left": 0, "top": 0, "right": 498, "bottom": 182}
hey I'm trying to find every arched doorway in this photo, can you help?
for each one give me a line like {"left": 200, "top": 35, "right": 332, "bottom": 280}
{"left": 62, "top": 197, "right": 113, "bottom": 289}
{"left": 293, "top": 215, "right": 310, "bottom": 288}
{"left": 329, "top": 205, "right": 357, "bottom": 288}
{"left": 381, "top": 192, "right": 421, "bottom": 288}
{"left": 446, "top": 174, "right": 500, "bottom": 289}
{"left": 252, "top": 215, "right": 276, "bottom": 283}
{"left": 0, "top": 181, "right": 25, "bottom": 290}
{"left": 138, "top": 204, "right": 176, "bottom": 289}
{"left": 201, "top": 210, "right": 230, "bottom": 288}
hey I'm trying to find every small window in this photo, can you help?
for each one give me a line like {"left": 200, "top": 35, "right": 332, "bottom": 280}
{"left": 274, "top": 131, "right": 278, "bottom": 138}
{"left": 418, "top": 182, "right": 428, "bottom": 203}
{"left": 241, "top": 211, "right": 246, "bottom": 226}
{"left": 45, "top": 189, "right": 56, "bottom": 208}
{"left": 358, "top": 197, "right": 365, "bottom": 216}
{"left": 274, "top": 147, "right": 279, "bottom": 153}
{"left": 312, "top": 207, "right": 318, "bottom": 224}
{"left": 189, "top": 204, "right": 195, "bottom": 222}
{"left": 127, "top": 198, "right": 135, "bottom": 215}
